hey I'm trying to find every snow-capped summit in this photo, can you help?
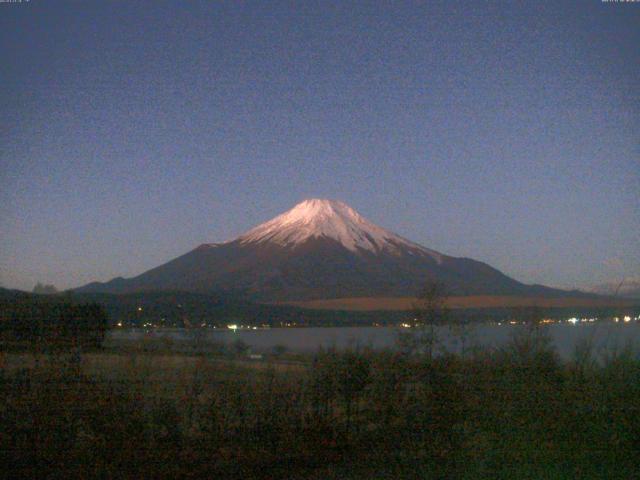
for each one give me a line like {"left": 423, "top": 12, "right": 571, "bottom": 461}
{"left": 238, "top": 198, "right": 441, "bottom": 259}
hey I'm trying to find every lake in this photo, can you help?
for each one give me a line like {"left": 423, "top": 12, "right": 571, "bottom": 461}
{"left": 108, "top": 322, "right": 640, "bottom": 360}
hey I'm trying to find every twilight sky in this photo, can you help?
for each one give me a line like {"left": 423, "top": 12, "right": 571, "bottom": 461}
{"left": 1, "top": 1, "right": 638, "bottom": 292}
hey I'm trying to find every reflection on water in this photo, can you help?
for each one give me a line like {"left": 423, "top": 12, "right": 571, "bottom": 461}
{"left": 107, "top": 323, "right": 640, "bottom": 360}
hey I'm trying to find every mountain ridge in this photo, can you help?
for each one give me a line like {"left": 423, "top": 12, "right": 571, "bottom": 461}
{"left": 76, "top": 199, "right": 583, "bottom": 301}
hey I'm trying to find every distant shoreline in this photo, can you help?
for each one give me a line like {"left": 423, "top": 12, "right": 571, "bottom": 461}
{"left": 275, "top": 295, "right": 639, "bottom": 311}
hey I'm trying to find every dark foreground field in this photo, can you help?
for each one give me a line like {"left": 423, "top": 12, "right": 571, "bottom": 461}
{"left": 2, "top": 329, "right": 640, "bottom": 479}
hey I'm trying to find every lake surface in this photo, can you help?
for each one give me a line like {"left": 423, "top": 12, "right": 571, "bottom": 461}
{"left": 108, "top": 322, "right": 640, "bottom": 360}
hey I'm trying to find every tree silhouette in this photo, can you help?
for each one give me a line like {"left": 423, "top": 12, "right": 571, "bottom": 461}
{"left": 398, "top": 281, "right": 450, "bottom": 358}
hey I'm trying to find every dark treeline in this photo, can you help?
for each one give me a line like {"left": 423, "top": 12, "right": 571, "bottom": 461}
{"left": 2, "top": 287, "right": 636, "bottom": 328}
{"left": 0, "top": 297, "right": 108, "bottom": 351}
{"left": 2, "top": 325, "right": 640, "bottom": 478}
{"left": 79, "top": 292, "right": 640, "bottom": 328}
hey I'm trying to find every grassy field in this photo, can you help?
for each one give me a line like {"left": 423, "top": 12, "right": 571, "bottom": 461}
{"left": 2, "top": 328, "right": 640, "bottom": 479}
{"left": 277, "top": 295, "right": 638, "bottom": 311}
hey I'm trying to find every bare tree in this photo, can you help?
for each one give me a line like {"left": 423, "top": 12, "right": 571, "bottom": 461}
{"left": 398, "top": 281, "right": 450, "bottom": 359}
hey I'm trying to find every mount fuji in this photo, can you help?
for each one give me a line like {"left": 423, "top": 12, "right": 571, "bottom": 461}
{"left": 77, "top": 199, "right": 571, "bottom": 301}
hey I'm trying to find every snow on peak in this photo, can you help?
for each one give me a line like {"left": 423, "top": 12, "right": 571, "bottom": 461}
{"left": 237, "top": 198, "right": 443, "bottom": 260}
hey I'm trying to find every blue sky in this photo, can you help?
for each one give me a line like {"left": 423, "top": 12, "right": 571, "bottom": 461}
{"left": 1, "top": 1, "right": 638, "bottom": 291}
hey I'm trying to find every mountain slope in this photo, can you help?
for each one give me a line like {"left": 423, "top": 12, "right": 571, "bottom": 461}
{"left": 77, "top": 199, "right": 575, "bottom": 301}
